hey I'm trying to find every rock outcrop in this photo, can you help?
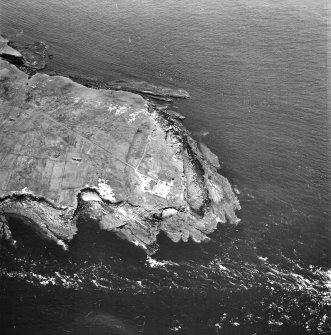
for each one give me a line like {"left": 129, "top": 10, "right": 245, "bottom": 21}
{"left": 0, "top": 46, "right": 240, "bottom": 254}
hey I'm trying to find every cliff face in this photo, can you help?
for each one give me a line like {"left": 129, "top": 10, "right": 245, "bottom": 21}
{"left": 0, "top": 50, "right": 240, "bottom": 253}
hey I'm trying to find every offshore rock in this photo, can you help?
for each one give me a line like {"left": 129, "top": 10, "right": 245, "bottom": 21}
{"left": 8, "top": 40, "right": 48, "bottom": 70}
{"left": 0, "top": 57, "right": 240, "bottom": 253}
{"left": 0, "top": 35, "right": 48, "bottom": 71}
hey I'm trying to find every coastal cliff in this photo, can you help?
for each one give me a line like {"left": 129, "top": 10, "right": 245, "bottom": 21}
{"left": 0, "top": 40, "right": 240, "bottom": 254}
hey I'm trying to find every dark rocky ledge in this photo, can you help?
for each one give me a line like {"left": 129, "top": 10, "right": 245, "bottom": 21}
{"left": 106, "top": 79, "right": 190, "bottom": 99}
{"left": 67, "top": 74, "right": 190, "bottom": 102}
{"left": 0, "top": 42, "right": 240, "bottom": 254}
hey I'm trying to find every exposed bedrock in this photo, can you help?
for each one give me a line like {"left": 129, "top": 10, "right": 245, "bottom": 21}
{"left": 0, "top": 52, "right": 240, "bottom": 254}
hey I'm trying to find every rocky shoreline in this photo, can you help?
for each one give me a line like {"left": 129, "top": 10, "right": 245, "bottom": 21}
{"left": 0, "top": 37, "right": 240, "bottom": 254}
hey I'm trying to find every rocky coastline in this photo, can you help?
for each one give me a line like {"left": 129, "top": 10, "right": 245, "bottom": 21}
{"left": 0, "top": 36, "right": 240, "bottom": 254}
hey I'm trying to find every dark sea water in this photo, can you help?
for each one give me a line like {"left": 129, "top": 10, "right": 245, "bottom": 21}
{"left": 0, "top": 0, "right": 330, "bottom": 334}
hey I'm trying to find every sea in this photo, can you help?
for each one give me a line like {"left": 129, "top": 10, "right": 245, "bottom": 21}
{"left": 0, "top": 0, "right": 330, "bottom": 334}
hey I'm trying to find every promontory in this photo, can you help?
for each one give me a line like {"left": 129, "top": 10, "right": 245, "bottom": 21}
{"left": 0, "top": 40, "right": 240, "bottom": 253}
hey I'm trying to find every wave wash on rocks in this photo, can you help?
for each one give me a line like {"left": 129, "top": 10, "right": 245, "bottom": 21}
{"left": 0, "top": 41, "right": 240, "bottom": 254}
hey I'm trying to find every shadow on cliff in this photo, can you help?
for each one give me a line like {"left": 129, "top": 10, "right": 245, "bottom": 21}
{"left": 1, "top": 214, "right": 248, "bottom": 266}
{"left": 1, "top": 216, "right": 67, "bottom": 259}
{"left": 68, "top": 216, "right": 147, "bottom": 264}
{"left": 1, "top": 215, "right": 147, "bottom": 266}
